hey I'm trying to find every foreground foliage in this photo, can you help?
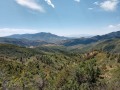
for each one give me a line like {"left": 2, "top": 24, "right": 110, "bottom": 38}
{"left": 0, "top": 44, "right": 120, "bottom": 90}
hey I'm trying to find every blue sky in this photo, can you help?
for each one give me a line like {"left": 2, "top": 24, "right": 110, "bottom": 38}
{"left": 0, "top": 0, "right": 120, "bottom": 36}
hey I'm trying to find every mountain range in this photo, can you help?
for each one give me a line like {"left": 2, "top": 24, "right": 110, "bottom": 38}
{"left": 6, "top": 32, "right": 68, "bottom": 43}
{"left": 0, "top": 31, "right": 120, "bottom": 47}
{"left": 62, "top": 31, "right": 120, "bottom": 46}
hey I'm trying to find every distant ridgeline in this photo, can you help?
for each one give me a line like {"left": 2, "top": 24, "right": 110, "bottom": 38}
{"left": 5, "top": 32, "right": 68, "bottom": 43}
{"left": 0, "top": 31, "right": 119, "bottom": 53}
{"left": 61, "top": 31, "right": 120, "bottom": 46}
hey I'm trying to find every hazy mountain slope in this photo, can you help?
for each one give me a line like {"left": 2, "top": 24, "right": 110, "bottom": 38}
{"left": 0, "top": 37, "right": 49, "bottom": 47}
{"left": 62, "top": 31, "right": 120, "bottom": 46}
{"left": 6, "top": 32, "right": 68, "bottom": 43}
{"left": 92, "top": 38, "right": 120, "bottom": 53}
{"left": 0, "top": 44, "right": 41, "bottom": 58}
{"left": 77, "top": 38, "right": 120, "bottom": 53}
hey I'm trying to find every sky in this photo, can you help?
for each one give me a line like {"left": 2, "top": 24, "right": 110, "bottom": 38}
{"left": 0, "top": 0, "right": 120, "bottom": 36}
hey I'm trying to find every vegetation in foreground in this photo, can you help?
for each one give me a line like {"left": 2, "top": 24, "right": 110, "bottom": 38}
{"left": 0, "top": 43, "right": 120, "bottom": 90}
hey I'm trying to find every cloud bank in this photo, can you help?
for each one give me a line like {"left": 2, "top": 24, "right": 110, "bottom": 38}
{"left": 15, "top": 0, "right": 45, "bottom": 12}
{"left": 0, "top": 28, "right": 40, "bottom": 37}
{"left": 108, "top": 23, "right": 120, "bottom": 29}
{"left": 94, "top": 0, "right": 119, "bottom": 11}
{"left": 100, "top": 0, "right": 119, "bottom": 11}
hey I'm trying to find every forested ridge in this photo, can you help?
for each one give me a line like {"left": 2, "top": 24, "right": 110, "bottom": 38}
{"left": 0, "top": 43, "right": 120, "bottom": 90}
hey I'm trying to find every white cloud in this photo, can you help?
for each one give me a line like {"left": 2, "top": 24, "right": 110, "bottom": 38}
{"left": 98, "top": 0, "right": 119, "bottom": 11}
{"left": 45, "top": 0, "right": 55, "bottom": 8}
{"left": 0, "top": 28, "right": 40, "bottom": 37}
{"left": 74, "top": 0, "right": 80, "bottom": 3}
{"left": 88, "top": 8, "right": 93, "bottom": 10}
{"left": 108, "top": 23, "right": 120, "bottom": 29}
{"left": 15, "top": 0, "right": 45, "bottom": 12}
{"left": 108, "top": 25, "right": 115, "bottom": 28}
{"left": 99, "top": 23, "right": 120, "bottom": 34}
{"left": 93, "top": 2, "right": 99, "bottom": 5}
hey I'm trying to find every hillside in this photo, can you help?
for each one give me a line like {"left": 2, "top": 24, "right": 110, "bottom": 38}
{"left": 77, "top": 38, "right": 120, "bottom": 53}
{"left": 6, "top": 32, "right": 68, "bottom": 43}
{"left": 62, "top": 31, "right": 120, "bottom": 46}
{"left": 0, "top": 44, "right": 120, "bottom": 90}
{"left": 92, "top": 38, "right": 120, "bottom": 53}
{"left": 0, "top": 37, "right": 49, "bottom": 47}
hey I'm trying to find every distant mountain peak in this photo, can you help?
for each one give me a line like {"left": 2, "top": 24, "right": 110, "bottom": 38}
{"left": 5, "top": 32, "right": 68, "bottom": 43}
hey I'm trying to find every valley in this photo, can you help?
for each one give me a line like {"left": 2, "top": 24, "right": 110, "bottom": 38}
{"left": 0, "top": 31, "right": 120, "bottom": 90}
